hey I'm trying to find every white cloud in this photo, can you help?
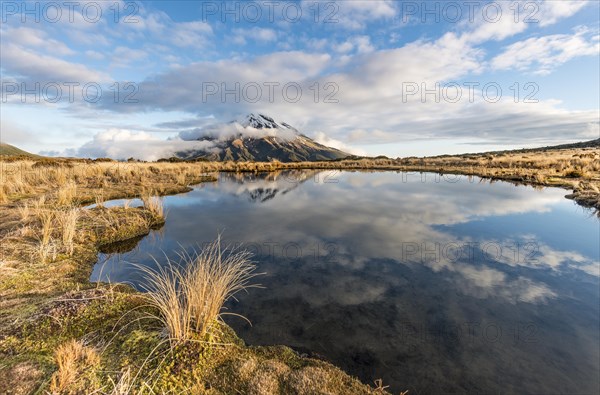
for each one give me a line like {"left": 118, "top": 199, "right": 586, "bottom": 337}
{"left": 76, "top": 129, "right": 216, "bottom": 161}
{"left": 232, "top": 27, "right": 278, "bottom": 45}
{"left": 93, "top": 26, "right": 597, "bottom": 149}
{"left": 538, "top": 0, "right": 589, "bottom": 26}
{"left": 313, "top": 132, "right": 366, "bottom": 155}
{"left": 462, "top": 2, "right": 528, "bottom": 44}
{"left": 492, "top": 28, "right": 600, "bottom": 75}
{"left": 1, "top": 43, "right": 110, "bottom": 83}
{"left": 169, "top": 21, "right": 213, "bottom": 48}
{"left": 334, "top": 41, "right": 354, "bottom": 54}
{"left": 305, "top": 38, "right": 329, "bottom": 51}
{"left": 101, "top": 50, "right": 333, "bottom": 117}
{"left": 312, "top": 0, "right": 396, "bottom": 29}
{"left": 460, "top": 0, "right": 590, "bottom": 44}
{"left": 74, "top": 118, "right": 308, "bottom": 160}
{"left": 334, "top": 36, "right": 374, "bottom": 54}
{"left": 1, "top": 26, "right": 74, "bottom": 56}
{"left": 111, "top": 46, "right": 149, "bottom": 68}
{"left": 340, "top": 0, "right": 396, "bottom": 18}
{"left": 178, "top": 121, "right": 299, "bottom": 142}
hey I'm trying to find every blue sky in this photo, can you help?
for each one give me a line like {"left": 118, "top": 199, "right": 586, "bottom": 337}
{"left": 1, "top": 0, "right": 599, "bottom": 159}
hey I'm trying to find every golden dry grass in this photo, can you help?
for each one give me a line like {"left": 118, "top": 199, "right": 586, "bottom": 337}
{"left": 37, "top": 210, "right": 56, "bottom": 263}
{"left": 49, "top": 339, "right": 100, "bottom": 394}
{"left": 57, "top": 180, "right": 77, "bottom": 206}
{"left": 0, "top": 144, "right": 596, "bottom": 211}
{"left": 139, "top": 239, "right": 259, "bottom": 342}
{"left": 94, "top": 191, "right": 105, "bottom": 208}
{"left": 57, "top": 208, "right": 80, "bottom": 256}
{"left": 141, "top": 194, "right": 164, "bottom": 219}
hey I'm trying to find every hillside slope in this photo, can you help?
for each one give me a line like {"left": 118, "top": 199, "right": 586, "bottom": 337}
{"left": 0, "top": 143, "right": 40, "bottom": 158}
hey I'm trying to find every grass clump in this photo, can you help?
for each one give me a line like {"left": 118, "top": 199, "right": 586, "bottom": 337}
{"left": 37, "top": 210, "right": 56, "bottom": 263}
{"left": 141, "top": 193, "right": 165, "bottom": 219}
{"left": 94, "top": 191, "right": 105, "bottom": 208}
{"left": 139, "top": 238, "right": 260, "bottom": 343}
{"left": 57, "top": 208, "right": 80, "bottom": 256}
{"left": 49, "top": 339, "right": 100, "bottom": 394}
{"left": 57, "top": 180, "right": 77, "bottom": 206}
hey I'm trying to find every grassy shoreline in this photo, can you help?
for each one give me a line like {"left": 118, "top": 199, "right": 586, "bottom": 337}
{"left": 0, "top": 161, "right": 390, "bottom": 394}
{"left": 2, "top": 142, "right": 598, "bottom": 210}
{"left": 0, "top": 144, "right": 598, "bottom": 393}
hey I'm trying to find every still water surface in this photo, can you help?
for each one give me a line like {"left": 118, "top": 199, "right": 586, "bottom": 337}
{"left": 91, "top": 171, "right": 600, "bottom": 394}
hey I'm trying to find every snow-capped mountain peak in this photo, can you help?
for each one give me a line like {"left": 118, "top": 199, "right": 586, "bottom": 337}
{"left": 175, "top": 113, "right": 350, "bottom": 162}
{"left": 239, "top": 113, "right": 298, "bottom": 133}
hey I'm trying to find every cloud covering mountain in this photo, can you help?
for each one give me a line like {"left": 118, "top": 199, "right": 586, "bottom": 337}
{"left": 70, "top": 114, "right": 352, "bottom": 161}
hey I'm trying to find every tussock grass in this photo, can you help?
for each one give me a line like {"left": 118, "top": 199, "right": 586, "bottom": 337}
{"left": 49, "top": 339, "right": 99, "bottom": 393}
{"left": 141, "top": 194, "right": 165, "bottom": 219}
{"left": 95, "top": 191, "right": 105, "bottom": 208}
{"left": 37, "top": 210, "right": 56, "bottom": 263}
{"left": 58, "top": 208, "right": 80, "bottom": 256}
{"left": 139, "top": 238, "right": 260, "bottom": 342}
{"left": 176, "top": 171, "right": 188, "bottom": 186}
{"left": 57, "top": 180, "right": 77, "bottom": 206}
{"left": 54, "top": 167, "right": 68, "bottom": 186}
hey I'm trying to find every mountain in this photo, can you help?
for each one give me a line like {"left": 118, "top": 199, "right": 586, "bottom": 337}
{"left": 175, "top": 114, "right": 350, "bottom": 162}
{"left": 0, "top": 143, "right": 40, "bottom": 158}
